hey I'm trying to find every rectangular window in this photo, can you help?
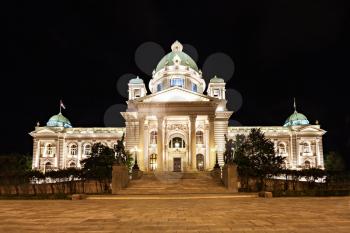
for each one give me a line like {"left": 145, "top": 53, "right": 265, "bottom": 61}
{"left": 170, "top": 78, "right": 184, "bottom": 87}
{"left": 192, "top": 83, "right": 197, "bottom": 92}
{"left": 157, "top": 83, "right": 162, "bottom": 92}
{"left": 134, "top": 89, "right": 141, "bottom": 97}
{"left": 213, "top": 89, "right": 220, "bottom": 97}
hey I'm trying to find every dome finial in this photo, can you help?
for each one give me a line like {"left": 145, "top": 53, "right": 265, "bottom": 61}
{"left": 171, "top": 40, "right": 183, "bottom": 52}
{"left": 293, "top": 97, "right": 297, "bottom": 113}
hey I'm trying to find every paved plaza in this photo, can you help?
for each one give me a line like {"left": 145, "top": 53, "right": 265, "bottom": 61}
{"left": 0, "top": 196, "right": 350, "bottom": 233}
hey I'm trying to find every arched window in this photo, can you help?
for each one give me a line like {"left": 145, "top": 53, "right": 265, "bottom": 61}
{"left": 278, "top": 143, "right": 286, "bottom": 154}
{"left": 69, "top": 144, "right": 78, "bottom": 156}
{"left": 150, "top": 131, "right": 157, "bottom": 144}
{"left": 303, "top": 142, "right": 311, "bottom": 153}
{"left": 196, "top": 131, "right": 204, "bottom": 144}
{"left": 45, "top": 162, "right": 52, "bottom": 171}
{"left": 304, "top": 160, "right": 311, "bottom": 169}
{"left": 46, "top": 144, "right": 53, "bottom": 155}
{"left": 169, "top": 137, "right": 185, "bottom": 148}
{"left": 83, "top": 144, "right": 91, "bottom": 156}
{"left": 69, "top": 162, "right": 76, "bottom": 168}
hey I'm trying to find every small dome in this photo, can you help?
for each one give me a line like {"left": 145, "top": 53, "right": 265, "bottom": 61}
{"left": 210, "top": 75, "right": 225, "bottom": 83}
{"left": 47, "top": 113, "right": 72, "bottom": 128}
{"left": 155, "top": 41, "right": 199, "bottom": 72}
{"left": 129, "top": 76, "right": 144, "bottom": 84}
{"left": 284, "top": 111, "right": 309, "bottom": 127}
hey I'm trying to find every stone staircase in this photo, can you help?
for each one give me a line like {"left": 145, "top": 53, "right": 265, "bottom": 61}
{"left": 117, "top": 171, "right": 230, "bottom": 195}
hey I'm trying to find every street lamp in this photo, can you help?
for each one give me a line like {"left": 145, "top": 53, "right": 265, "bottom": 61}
{"left": 132, "top": 146, "right": 141, "bottom": 170}
{"left": 211, "top": 145, "right": 220, "bottom": 169}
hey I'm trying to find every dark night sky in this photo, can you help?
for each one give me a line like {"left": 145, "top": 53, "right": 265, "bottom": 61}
{"left": 3, "top": 1, "right": 350, "bottom": 167}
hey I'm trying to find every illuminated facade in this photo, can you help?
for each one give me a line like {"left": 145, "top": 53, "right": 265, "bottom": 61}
{"left": 30, "top": 41, "right": 326, "bottom": 172}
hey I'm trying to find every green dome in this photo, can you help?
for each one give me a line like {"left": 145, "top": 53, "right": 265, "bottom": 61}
{"left": 284, "top": 111, "right": 309, "bottom": 127}
{"left": 210, "top": 75, "right": 225, "bottom": 83}
{"left": 155, "top": 41, "right": 199, "bottom": 72}
{"left": 47, "top": 113, "right": 72, "bottom": 128}
{"left": 129, "top": 76, "right": 144, "bottom": 84}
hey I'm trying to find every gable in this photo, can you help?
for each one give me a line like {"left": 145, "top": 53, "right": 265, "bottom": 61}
{"left": 137, "top": 87, "right": 214, "bottom": 103}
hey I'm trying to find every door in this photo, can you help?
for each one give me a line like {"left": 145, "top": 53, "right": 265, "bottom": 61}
{"left": 196, "top": 154, "right": 204, "bottom": 171}
{"left": 173, "top": 158, "right": 181, "bottom": 172}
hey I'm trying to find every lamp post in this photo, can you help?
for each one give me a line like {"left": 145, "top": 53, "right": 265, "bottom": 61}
{"left": 211, "top": 145, "right": 220, "bottom": 169}
{"left": 132, "top": 146, "right": 140, "bottom": 170}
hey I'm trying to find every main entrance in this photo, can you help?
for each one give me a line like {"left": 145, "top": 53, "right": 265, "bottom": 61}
{"left": 173, "top": 158, "right": 181, "bottom": 172}
{"left": 196, "top": 154, "right": 204, "bottom": 171}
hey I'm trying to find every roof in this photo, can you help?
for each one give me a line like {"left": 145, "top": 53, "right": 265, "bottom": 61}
{"left": 210, "top": 75, "right": 225, "bottom": 83}
{"left": 46, "top": 113, "right": 72, "bottom": 128}
{"left": 155, "top": 41, "right": 199, "bottom": 72}
{"left": 129, "top": 76, "right": 144, "bottom": 84}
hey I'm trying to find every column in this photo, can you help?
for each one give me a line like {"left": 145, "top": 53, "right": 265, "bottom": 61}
{"left": 35, "top": 140, "right": 40, "bottom": 169}
{"left": 144, "top": 121, "right": 149, "bottom": 171}
{"left": 190, "top": 115, "right": 197, "bottom": 170}
{"left": 316, "top": 138, "right": 320, "bottom": 168}
{"left": 157, "top": 116, "right": 164, "bottom": 171}
{"left": 208, "top": 115, "right": 215, "bottom": 169}
{"left": 77, "top": 141, "right": 82, "bottom": 168}
{"left": 138, "top": 115, "right": 145, "bottom": 170}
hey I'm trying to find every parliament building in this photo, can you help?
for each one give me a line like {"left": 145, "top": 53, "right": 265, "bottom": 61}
{"left": 30, "top": 41, "right": 326, "bottom": 172}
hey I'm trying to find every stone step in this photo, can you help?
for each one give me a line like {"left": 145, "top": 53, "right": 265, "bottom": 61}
{"left": 119, "top": 171, "right": 227, "bottom": 195}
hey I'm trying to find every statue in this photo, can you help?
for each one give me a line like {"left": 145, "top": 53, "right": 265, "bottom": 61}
{"left": 114, "top": 134, "right": 127, "bottom": 165}
{"left": 224, "top": 134, "right": 235, "bottom": 164}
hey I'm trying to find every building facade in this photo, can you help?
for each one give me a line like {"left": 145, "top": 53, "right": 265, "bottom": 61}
{"left": 30, "top": 41, "right": 326, "bottom": 172}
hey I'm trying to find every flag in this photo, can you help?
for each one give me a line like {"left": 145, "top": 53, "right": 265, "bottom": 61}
{"left": 60, "top": 100, "right": 66, "bottom": 109}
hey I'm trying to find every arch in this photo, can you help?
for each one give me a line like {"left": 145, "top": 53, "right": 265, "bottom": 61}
{"left": 169, "top": 136, "right": 186, "bottom": 148}
{"left": 149, "top": 153, "right": 157, "bottom": 171}
{"left": 45, "top": 162, "right": 52, "bottom": 171}
{"left": 196, "top": 154, "right": 204, "bottom": 171}
{"left": 304, "top": 160, "right": 311, "bottom": 169}
{"left": 196, "top": 131, "right": 204, "bottom": 144}
{"left": 69, "top": 161, "right": 76, "bottom": 168}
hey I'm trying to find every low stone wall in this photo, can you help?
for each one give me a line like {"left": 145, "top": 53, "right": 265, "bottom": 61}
{"left": 0, "top": 180, "right": 110, "bottom": 195}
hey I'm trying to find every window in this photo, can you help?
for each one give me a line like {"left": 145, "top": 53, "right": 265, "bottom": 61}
{"left": 69, "top": 162, "right": 76, "bottom": 168}
{"left": 192, "top": 83, "right": 197, "bottom": 92}
{"left": 196, "top": 131, "right": 204, "bottom": 144}
{"left": 213, "top": 89, "right": 220, "bottom": 97}
{"left": 134, "top": 89, "right": 141, "bottom": 98}
{"left": 157, "top": 83, "right": 162, "bottom": 92}
{"left": 83, "top": 144, "right": 91, "bottom": 156}
{"left": 69, "top": 144, "right": 77, "bottom": 156}
{"left": 46, "top": 144, "right": 53, "bottom": 155}
{"left": 303, "top": 142, "right": 311, "bottom": 153}
{"left": 278, "top": 143, "right": 286, "bottom": 154}
{"left": 149, "top": 153, "right": 157, "bottom": 171}
{"left": 170, "top": 78, "right": 184, "bottom": 87}
{"left": 169, "top": 137, "right": 185, "bottom": 148}
{"left": 150, "top": 131, "right": 157, "bottom": 144}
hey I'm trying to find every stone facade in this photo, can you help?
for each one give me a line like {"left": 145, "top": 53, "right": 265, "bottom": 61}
{"left": 29, "top": 41, "right": 326, "bottom": 172}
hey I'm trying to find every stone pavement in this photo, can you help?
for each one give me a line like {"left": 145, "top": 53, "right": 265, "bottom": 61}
{"left": 0, "top": 196, "right": 350, "bottom": 233}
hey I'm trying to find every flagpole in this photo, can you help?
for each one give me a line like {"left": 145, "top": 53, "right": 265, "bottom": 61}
{"left": 59, "top": 100, "right": 61, "bottom": 114}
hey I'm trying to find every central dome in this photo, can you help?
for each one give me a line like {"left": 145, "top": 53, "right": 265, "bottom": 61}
{"left": 155, "top": 41, "right": 198, "bottom": 72}
{"left": 47, "top": 113, "right": 72, "bottom": 128}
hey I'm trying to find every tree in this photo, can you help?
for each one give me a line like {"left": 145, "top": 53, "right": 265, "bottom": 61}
{"left": 324, "top": 151, "right": 345, "bottom": 172}
{"left": 233, "top": 128, "right": 285, "bottom": 191}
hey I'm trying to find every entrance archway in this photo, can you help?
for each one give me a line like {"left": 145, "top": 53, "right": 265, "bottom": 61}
{"left": 196, "top": 154, "right": 204, "bottom": 171}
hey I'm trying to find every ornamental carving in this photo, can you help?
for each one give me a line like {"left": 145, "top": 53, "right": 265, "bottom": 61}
{"left": 166, "top": 123, "right": 188, "bottom": 131}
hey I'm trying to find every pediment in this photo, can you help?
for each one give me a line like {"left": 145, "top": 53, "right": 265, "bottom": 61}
{"left": 296, "top": 125, "right": 326, "bottom": 134}
{"left": 136, "top": 87, "right": 215, "bottom": 103}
